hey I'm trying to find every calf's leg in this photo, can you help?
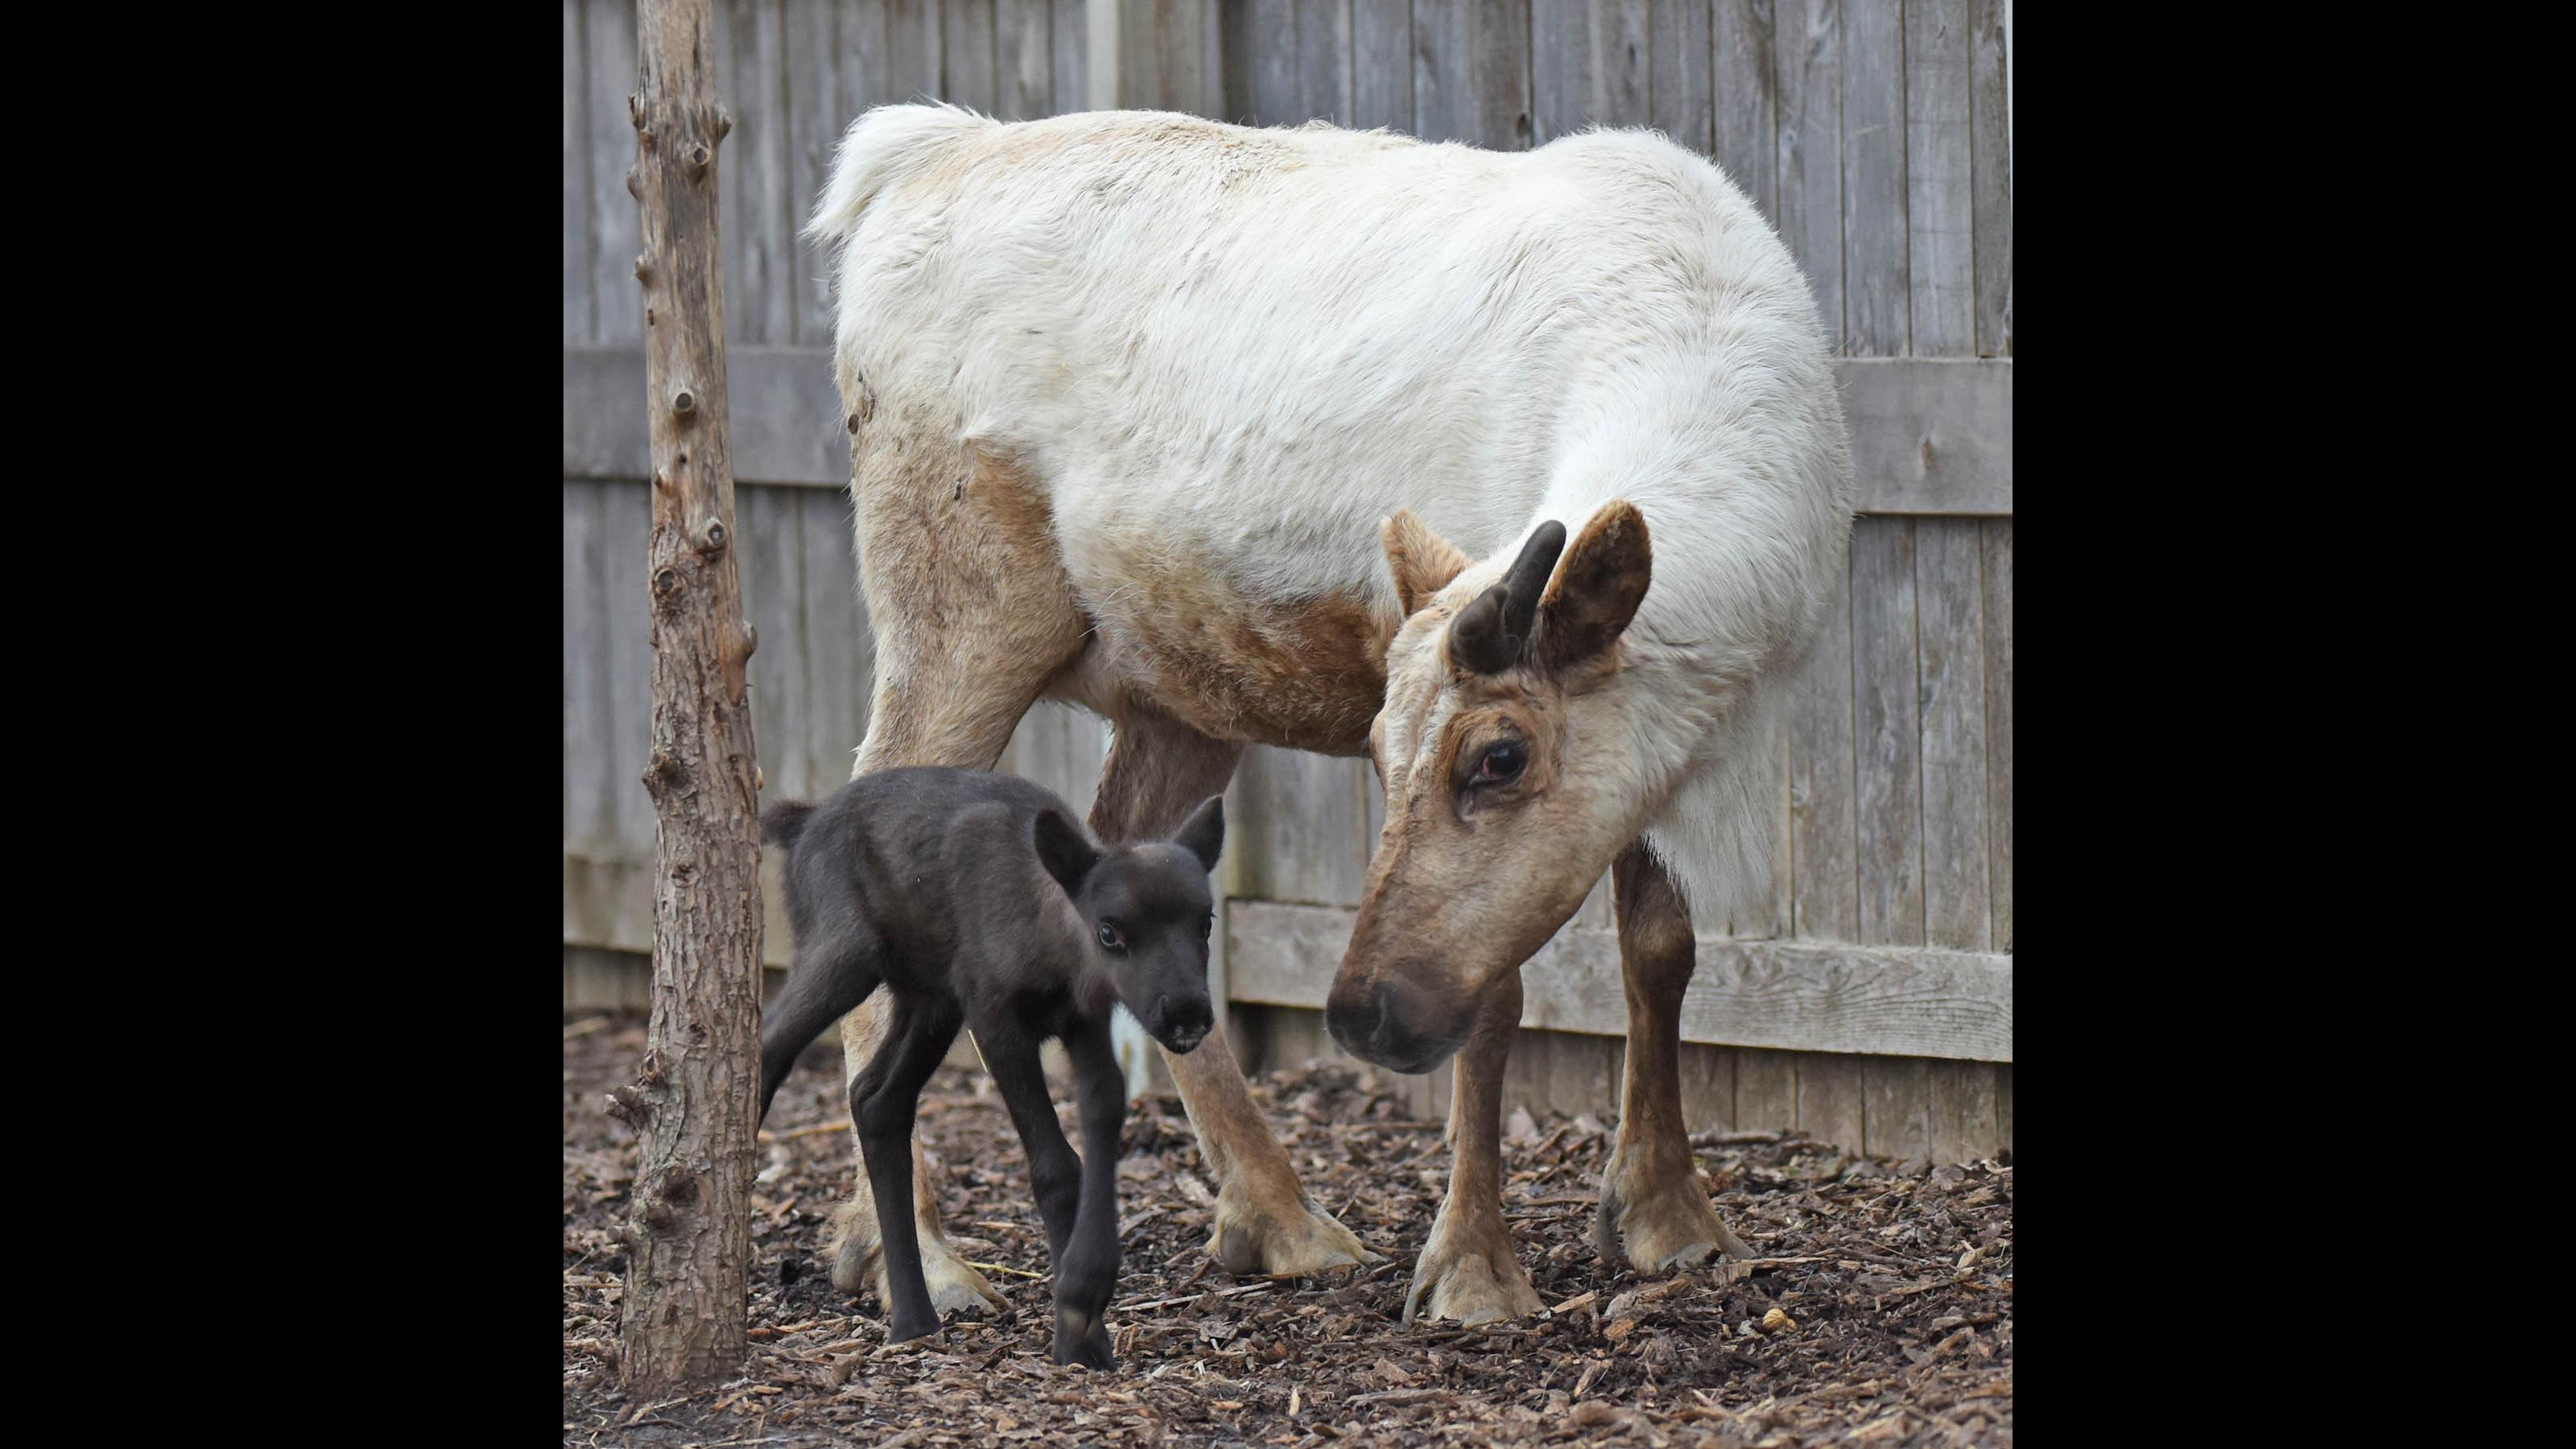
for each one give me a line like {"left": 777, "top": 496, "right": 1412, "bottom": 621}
{"left": 851, "top": 993, "right": 966, "bottom": 1344}
{"left": 980, "top": 1021, "right": 1082, "bottom": 1264}
{"left": 1404, "top": 967, "right": 1544, "bottom": 1325}
{"left": 761, "top": 934, "right": 882, "bottom": 1125}
{"left": 1088, "top": 705, "right": 1377, "bottom": 1277}
{"left": 1596, "top": 841, "right": 1752, "bottom": 1273}
{"left": 1055, "top": 1020, "right": 1129, "bottom": 1368}
{"left": 824, "top": 431, "right": 1089, "bottom": 1313}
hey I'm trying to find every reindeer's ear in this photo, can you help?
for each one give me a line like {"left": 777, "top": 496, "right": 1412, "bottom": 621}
{"left": 1534, "top": 501, "right": 1651, "bottom": 675}
{"left": 1170, "top": 795, "right": 1226, "bottom": 875}
{"left": 1447, "top": 521, "right": 1567, "bottom": 675}
{"left": 1032, "top": 807, "right": 1104, "bottom": 899}
{"left": 1382, "top": 510, "right": 1473, "bottom": 617}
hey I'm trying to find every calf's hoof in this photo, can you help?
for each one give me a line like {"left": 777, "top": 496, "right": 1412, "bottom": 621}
{"left": 1209, "top": 1187, "right": 1381, "bottom": 1278}
{"left": 886, "top": 1312, "right": 944, "bottom": 1348}
{"left": 1403, "top": 1224, "right": 1542, "bottom": 1326}
{"left": 1595, "top": 1158, "right": 1752, "bottom": 1277}
{"left": 828, "top": 1200, "right": 1008, "bottom": 1315}
{"left": 1052, "top": 1306, "right": 1115, "bottom": 1370}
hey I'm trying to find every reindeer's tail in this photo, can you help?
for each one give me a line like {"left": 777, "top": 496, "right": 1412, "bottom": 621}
{"left": 761, "top": 800, "right": 816, "bottom": 848}
{"left": 803, "top": 101, "right": 993, "bottom": 251}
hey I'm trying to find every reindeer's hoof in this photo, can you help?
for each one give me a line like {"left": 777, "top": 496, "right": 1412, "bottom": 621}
{"left": 1596, "top": 1160, "right": 1752, "bottom": 1278}
{"left": 828, "top": 1203, "right": 1008, "bottom": 1315}
{"left": 1052, "top": 1307, "right": 1115, "bottom": 1370}
{"left": 1209, "top": 1189, "right": 1382, "bottom": 1278}
{"left": 1404, "top": 1228, "right": 1543, "bottom": 1327}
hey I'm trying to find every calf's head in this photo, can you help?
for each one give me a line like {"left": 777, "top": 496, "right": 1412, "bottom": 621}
{"left": 1327, "top": 502, "right": 1657, "bottom": 1074}
{"left": 1034, "top": 795, "right": 1226, "bottom": 1055}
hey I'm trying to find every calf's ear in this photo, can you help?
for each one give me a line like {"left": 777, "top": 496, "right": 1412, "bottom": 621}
{"left": 1170, "top": 795, "right": 1225, "bottom": 875}
{"left": 1033, "top": 807, "right": 1104, "bottom": 898}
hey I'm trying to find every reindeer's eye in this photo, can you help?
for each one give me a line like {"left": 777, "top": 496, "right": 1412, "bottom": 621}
{"left": 1097, "top": 922, "right": 1127, "bottom": 953}
{"left": 1471, "top": 741, "right": 1527, "bottom": 786}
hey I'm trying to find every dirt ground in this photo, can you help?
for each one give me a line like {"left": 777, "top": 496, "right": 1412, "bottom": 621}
{"left": 564, "top": 1012, "right": 2012, "bottom": 1447}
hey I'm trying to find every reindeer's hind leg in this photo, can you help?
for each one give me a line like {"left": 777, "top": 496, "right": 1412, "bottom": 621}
{"left": 824, "top": 427, "right": 1092, "bottom": 1314}
{"left": 1089, "top": 703, "right": 1379, "bottom": 1278}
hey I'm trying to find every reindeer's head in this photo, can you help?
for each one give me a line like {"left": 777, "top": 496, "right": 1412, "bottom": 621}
{"left": 1325, "top": 502, "right": 1658, "bottom": 1074}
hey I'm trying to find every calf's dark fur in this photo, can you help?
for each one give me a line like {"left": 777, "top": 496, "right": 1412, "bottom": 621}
{"left": 758, "top": 766, "right": 1224, "bottom": 1368}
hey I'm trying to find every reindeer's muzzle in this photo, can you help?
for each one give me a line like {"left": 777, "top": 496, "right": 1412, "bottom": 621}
{"left": 1325, "top": 973, "right": 1465, "bottom": 1075}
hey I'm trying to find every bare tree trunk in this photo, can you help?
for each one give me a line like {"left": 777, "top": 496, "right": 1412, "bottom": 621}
{"left": 609, "top": 0, "right": 762, "bottom": 1399}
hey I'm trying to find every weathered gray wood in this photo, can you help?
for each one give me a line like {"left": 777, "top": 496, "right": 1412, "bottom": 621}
{"left": 1003, "top": 701, "right": 1110, "bottom": 822}
{"left": 799, "top": 487, "right": 873, "bottom": 792}
{"left": 587, "top": 0, "right": 644, "bottom": 344}
{"left": 1969, "top": 0, "right": 2010, "bottom": 356}
{"left": 1052, "top": 0, "right": 1088, "bottom": 112}
{"left": 568, "top": 848, "right": 798, "bottom": 968}
{"left": 737, "top": 487, "right": 811, "bottom": 803}
{"left": 1234, "top": 0, "right": 1302, "bottom": 124}
{"left": 1533, "top": 1, "right": 1650, "bottom": 141}
{"left": 566, "top": 943, "right": 657, "bottom": 1012}
{"left": 1924, "top": 1059, "right": 2000, "bottom": 1164}
{"left": 567, "top": 0, "right": 592, "bottom": 343}
{"left": 1996, "top": 1063, "right": 2012, "bottom": 1158}
{"left": 1412, "top": 0, "right": 1532, "bottom": 148}
{"left": 566, "top": 481, "right": 617, "bottom": 852}
{"left": 1773, "top": 0, "right": 1841, "bottom": 351}
{"left": 1851, "top": 516, "right": 1924, "bottom": 946}
{"left": 1727, "top": 712, "right": 1790, "bottom": 939}
{"left": 1905, "top": 0, "right": 1973, "bottom": 356}
{"left": 999, "top": 0, "right": 1055, "bottom": 118}
{"left": 1226, "top": 900, "right": 2012, "bottom": 1062}
{"left": 1352, "top": 0, "right": 1412, "bottom": 130}
{"left": 567, "top": 348, "right": 2009, "bottom": 512}
{"left": 1734, "top": 1046, "right": 1798, "bottom": 1130}
{"left": 784, "top": 2, "right": 845, "bottom": 345}
{"left": 725, "top": 0, "right": 792, "bottom": 345}
{"left": 882, "top": 0, "right": 947, "bottom": 102}
{"left": 1114, "top": 0, "right": 1211, "bottom": 112}
{"left": 1298, "top": 0, "right": 1353, "bottom": 124}
{"left": 1794, "top": 1053, "right": 1866, "bottom": 1155}
{"left": 1861, "top": 1056, "right": 1929, "bottom": 1160}
{"left": 1915, "top": 517, "right": 1988, "bottom": 950}
{"left": 1709, "top": 0, "right": 1777, "bottom": 223}
{"left": 1649, "top": 0, "right": 1712, "bottom": 159}
{"left": 1790, "top": 546, "right": 1857, "bottom": 941}
{"left": 1228, "top": 747, "right": 1370, "bottom": 906}
{"left": 945, "top": 0, "right": 1000, "bottom": 114}
{"left": 603, "top": 481, "right": 658, "bottom": 855}
{"left": 1679, "top": 1042, "right": 1738, "bottom": 1137}
{"left": 1981, "top": 518, "right": 2012, "bottom": 951}
{"left": 1841, "top": 0, "right": 1905, "bottom": 356}
{"left": 1839, "top": 358, "right": 2013, "bottom": 514}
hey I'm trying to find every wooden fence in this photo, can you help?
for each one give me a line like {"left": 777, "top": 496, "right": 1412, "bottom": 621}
{"left": 564, "top": 0, "right": 2013, "bottom": 1162}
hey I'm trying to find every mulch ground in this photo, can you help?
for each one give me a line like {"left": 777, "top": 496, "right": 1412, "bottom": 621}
{"left": 565, "top": 1012, "right": 2012, "bottom": 1447}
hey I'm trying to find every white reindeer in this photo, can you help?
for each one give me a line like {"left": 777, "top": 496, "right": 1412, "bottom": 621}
{"left": 804, "top": 102, "right": 1852, "bottom": 1327}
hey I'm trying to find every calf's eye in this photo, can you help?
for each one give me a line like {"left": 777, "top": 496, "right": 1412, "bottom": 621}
{"left": 1098, "top": 922, "right": 1126, "bottom": 952}
{"left": 1472, "top": 741, "right": 1526, "bottom": 785}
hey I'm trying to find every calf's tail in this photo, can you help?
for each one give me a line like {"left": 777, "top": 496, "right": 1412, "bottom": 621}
{"left": 761, "top": 800, "right": 815, "bottom": 848}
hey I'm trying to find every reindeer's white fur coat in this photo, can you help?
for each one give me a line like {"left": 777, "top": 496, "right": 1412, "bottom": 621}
{"left": 810, "top": 104, "right": 1852, "bottom": 922}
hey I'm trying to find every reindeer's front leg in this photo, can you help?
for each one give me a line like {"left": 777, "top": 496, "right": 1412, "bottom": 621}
{"left": 1405, "top": 968, "right": 1545, "bottom": 1325}
{"left": 1050, "top": 1022, "right": 1129, "bottom": 1368}
{"left": 1596, "top": 842, "right": 1751, "bottom": 1274}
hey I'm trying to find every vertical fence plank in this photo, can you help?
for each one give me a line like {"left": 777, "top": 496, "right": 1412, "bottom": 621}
{"left": 998, "top": 0, "right": 1053, "bottom": 118}
{"left": 1794, "top": 1053, "right": 1864, "bottom": 1154}
{"left": 1241, "top": 0, "right": 1300, "bottom": 122}
{"left": 1534, "top": 2, "right": 1649, "bottom": 141}
{"left": 1352, "top": 0, "right": 1412, "bottom": 130}
{"left": 1981, "top": 518, "right": 2012, "bottom": 951}
{"left": 1228, "top": 747, "right": 1369, "bottom": 906}
{"left": 1916, "top": 518, "right": 1988, "bottom": 949}
{"left": 802, "top": 489, "right": 873, "bottom": 791}
{"left": 1649, "top": 0, "right": 1713, "bottom": 159}
{"left": 1736, "top": 1047, "right": 1798, "bottom": 1131}
{"left": 1773, "top": 0, "right": 1840, "bottom": 350}
{"left": 1969, "top": 0, "right": 2009, "bottom": 355}
{"left": 1413, "top": 0, "right": 1532, "bottom": 148}
{"left": 739, "top": 487, "right": 813, "bottom": 804}
{"left": 1841, "top": 0, "right": 1905, "bottom": 356}
{"left": 566, "top": 0, "right": 592, "bottom": 344}
{"left": 727, "top": 0, "right": 792, "bottom": 345}
{"left": 1051, "top": 0, "right": 1088, "bottom": 112}
{"left": 1996, "top": 1063, "right": 2012, "bottom": 1158}
{"left": 1790, "top": 553, "right": 1857, "bottom": 940}
{"left": 786, "top": 3, "right": 849, "bottom": 346}
{"left": 586, "top": 0, "right": 643, "bottom": 344}
{"left": 1678, "top": 1042, "right": 1738, "bottom": 1137}
{"left": 604, "top": 481, "right": 657, "bottom": 857}
{"left": 1905, "top": 0, "right": 1973, "bottom": 355}
{"left": 1710, "top": 0, "right": 1777, "bottom": 222}
{"left": 566, "top": 482, "right": 616, "bottom": 852}
{"left": 1925, "top": 1059, "right": 1999, "bottom": 1164}
{"left": 1298, "top": 0, "right": 1354, "bottom": 124}
{"left": 1862, "top": 1058, "right": 1929, "bottom": 1162}
{"left": 1851, "top": 516, "right": 1923, "bottom": 946}
{"left": 882, "top": 0, "right": 947, "bottom": 103}
{"left": 945, "top": 0, "right": 1000, "bottom": 114}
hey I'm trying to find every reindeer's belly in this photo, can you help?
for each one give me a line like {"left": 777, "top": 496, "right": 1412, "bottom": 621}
{"left": 1069, "top": 551, "right": 1392, "bottom": 756}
